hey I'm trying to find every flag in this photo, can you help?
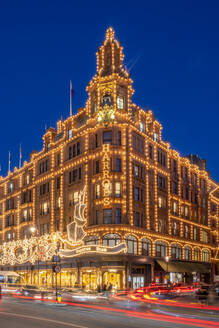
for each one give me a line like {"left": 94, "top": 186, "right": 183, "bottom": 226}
{"left": 70, "top": 80, "right": 74, "bottom": 116}
{"left": 19, "top": 144, "right": 22, "bottom": 169}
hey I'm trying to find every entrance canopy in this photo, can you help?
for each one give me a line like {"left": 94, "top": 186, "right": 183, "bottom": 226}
{"left": 156, "top": 260, "right": 210, "bottom": 273}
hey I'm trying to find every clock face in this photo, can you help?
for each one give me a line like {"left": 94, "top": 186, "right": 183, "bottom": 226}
{"left": 102, "top": 94, "right": 112, "bottom": 107}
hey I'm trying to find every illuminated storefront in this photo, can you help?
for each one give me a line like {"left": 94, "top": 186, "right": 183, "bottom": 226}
{"left": 0, "top": 27, "right": 218, "bottom": 288}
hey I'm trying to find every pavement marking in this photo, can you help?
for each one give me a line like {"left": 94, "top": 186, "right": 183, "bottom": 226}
{"left": 0, "top": 311, "right": 88, "bottom": 328}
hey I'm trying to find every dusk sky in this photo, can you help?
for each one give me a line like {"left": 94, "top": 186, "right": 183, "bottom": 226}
{"left": 0, "top": 0, "right": 218, "bottom": 181}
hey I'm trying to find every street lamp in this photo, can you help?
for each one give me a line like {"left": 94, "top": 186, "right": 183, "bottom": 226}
{"left": 165, "top": 256, "right": 170, "bottom": 284}
{"left": 30, "top": 226, "right": 40, "bottom": 287}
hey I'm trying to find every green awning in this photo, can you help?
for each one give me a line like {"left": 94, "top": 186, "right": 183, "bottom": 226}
{"left": 156, "top": 260, "right": 210, "bottom": 273}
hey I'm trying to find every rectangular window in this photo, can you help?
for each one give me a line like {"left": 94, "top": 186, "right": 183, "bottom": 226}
{"left": 26, "top": 174, "right": 30, "bottom": 185}
{"left": 43, "top": 202, "right": 48, "bottom": 215}
{"left": 94, "top": 101, "right": 97, "bottom": 112}
{"left": 158, "top": 196, "right": 166, "bottom": 208}
{"left": 140, "top": 122, "right": 144, "bottom": 132}
{"left": 154, "top": 132, "right": 158, "bottom": 142}
{"left": 96, "top": 210, "right": 100, "bottom": 225}
{"left": 103, "top": 209, "right": 112, "bottom": 224}
{"left": 115, "top": 182, "right": 121, "bottom": 198}
{"left": 149, "top": 144, "right": 153, "bottom": 160}
{"left": 115, "top": 208, "right": 121, "bottom": 224}
{"left": 23, "top": 209, "right": 27, "bottom": 220}
{"left": 117, "top": 131, "right": 121, "bottom": 145}
{"left": 158, "top": 176, "right": 166, "bottom": 189}
{"left": 78, "top": 167, "right": 81, "bottom": 180}
{"left": 134, "top": 164, "right": 139, "bottom": 177}
{"left": 73, "top": 169, "right": 77, "bottom": 182}
{"left": 77, "top": 142, "right": 80, "bottom": 155}
{"left": 158, "top": 196, "right": 162, "bottom": 208}
{"left": 56, "top": 177, "right": 60, "bottom": 189}
{"left": 57, "top": 153, "right": 61, "bottom": 166}
{"left": 68, "top": 129, "right": 72, "bottom": 139}
{"left": 157, "top": 148, "right": 166, "bottom": 167}
{"left": 117, "top": 96, "right": 124, "bottom": 109}
{"left": 184, "top": 225, "right": 189, "bottom": 239}
{"left": 185, "top": 187, "right": 189, "bottom": 200}
{"left": 173, "top": 182, "right": 178, "bottom": 195}
{"left": 103, "top": 131, "right": 112, "bottom": 144}
{"left": 95, "top": 134, "right": 98, "bottom": 148}
{"left": 202, "top": 231, "right": 208, "bottom": 243}
{"left": 39, "top": 159, "right": 49, "bottom": 174}
{"left": 95, "top": 160, "right": 100, "bottom": 174}
{"left": 69, "top": 146, "right": 72, "bottom": 159}
{"left": 173, "top": 201, "right": 178, "bottom": 214}
{"left": 9, "top": 183, "right": 14, "bottom": 193}
{"left": 172, "top": 159, "right": 177, "bottom": 172}
{"left": 73, "top": 192, "right": 79, "bottom": 204}
{"left": 193, "top": 227, "right": 197, "bottom": 241}
{"left": 134, "top": 187, "right": 140, "bottom": 201}
{"left": 96, "top": 184, "right": 100, "bottom": 199}
{"left": 73, "top": 144, "right": 76, "bottom": 157}
{"left": 134, "top": 212, "right": 140, "bottom": 226}
{"left": 115, "top": 158, "right": 121, "bottom": 172}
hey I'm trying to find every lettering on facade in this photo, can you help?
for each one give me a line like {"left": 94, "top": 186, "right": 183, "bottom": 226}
{"left": 59, "top": 243, "right": 127, "bottom": 258}
{"left": 102, "top": 144, "right": 112, "bottom": 205}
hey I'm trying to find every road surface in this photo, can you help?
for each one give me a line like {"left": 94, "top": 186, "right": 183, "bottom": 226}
{"left": 0, "top": 295, "right": 218, "bottom": 328}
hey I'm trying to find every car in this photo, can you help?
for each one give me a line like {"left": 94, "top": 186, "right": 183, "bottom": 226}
{"left": 195, "top": 284, "right": 211, "bottom": 300}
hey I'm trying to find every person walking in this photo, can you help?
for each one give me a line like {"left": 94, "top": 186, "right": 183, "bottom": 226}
{"left": 103, "top": 284, "right": 107, "bottom": 296}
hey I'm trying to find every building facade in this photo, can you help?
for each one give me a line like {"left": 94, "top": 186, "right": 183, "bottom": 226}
{"left": 0, "top": 27, "right": 219, "bottom": 290}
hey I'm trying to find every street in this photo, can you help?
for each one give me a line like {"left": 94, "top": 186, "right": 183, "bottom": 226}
{"left": 0, "top": 295, "right": 218, "bottom": 328}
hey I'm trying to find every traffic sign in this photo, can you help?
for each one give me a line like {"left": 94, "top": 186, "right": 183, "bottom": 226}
{"left": 52, "top": 255, "right": 60, "bottom": 263}
{"left": 54, "top": 265, "right": 61, "bottom": 273}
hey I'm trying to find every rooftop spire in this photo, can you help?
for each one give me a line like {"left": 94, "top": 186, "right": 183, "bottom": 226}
{"left": 96, "top": 27, "right": 129, "bottom": 78}
{"left": 105, "top": 27, "right": 115, "bottom": 41}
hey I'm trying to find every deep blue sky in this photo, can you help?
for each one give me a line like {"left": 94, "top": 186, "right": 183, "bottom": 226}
{"left": 0, "top": 0, "right": 218, "bottom": 181}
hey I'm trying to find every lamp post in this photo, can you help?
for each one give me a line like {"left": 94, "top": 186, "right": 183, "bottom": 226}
{"left": 30, "top": 226, "right": 40, "bottom": 287}
{"left": 165, "top": 256, "right": 170, "bottom": 285}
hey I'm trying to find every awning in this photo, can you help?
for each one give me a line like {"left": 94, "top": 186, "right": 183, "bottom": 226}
{"left": 156, "top": 260, "right": 210, "bottom": 273}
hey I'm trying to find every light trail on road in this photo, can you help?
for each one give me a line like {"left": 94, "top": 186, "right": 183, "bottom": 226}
{"left": 7, "top": 294, "right": 219, "bottom": 328}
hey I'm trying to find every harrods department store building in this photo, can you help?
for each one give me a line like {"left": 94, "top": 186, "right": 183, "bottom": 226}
{"left": 0, "top": 28, "right": 219, "bottom": 290}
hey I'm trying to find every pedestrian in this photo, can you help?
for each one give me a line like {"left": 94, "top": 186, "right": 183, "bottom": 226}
{"left": 207, "top": 287, "right": 216, "bottom": 305}
{"left": 103, "top": 284, "right": 107, "bottom": 296}
{"left": 108, "top": 283, "right": 113, "bottom": 297}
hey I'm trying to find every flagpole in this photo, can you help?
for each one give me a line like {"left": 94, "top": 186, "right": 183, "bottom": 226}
{"left": 70, "top": 80, "right": 72, "bottom": 116}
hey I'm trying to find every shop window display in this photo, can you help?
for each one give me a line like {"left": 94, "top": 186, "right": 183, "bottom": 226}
{"left": 102, "top": 271, "right": 122, "bottom": 291}
{"left": 82, "top": 272, "right": 97, "bottom": 290}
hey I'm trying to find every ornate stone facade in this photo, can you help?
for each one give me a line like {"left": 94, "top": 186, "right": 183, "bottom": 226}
{"left": 0, "top": 27, "right": 218, "bottom": 289}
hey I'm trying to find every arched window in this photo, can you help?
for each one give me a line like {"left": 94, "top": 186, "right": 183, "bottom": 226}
{"left": 102, "top": 234, "right": 121, "bottom": 247}
{"left": 125, "top": 235, "right": 138, "bottom": 254}
{"left": 155, "top": 241, "right": 167, "bottom": 257}
{"left": 184, "top": 246, "right": 192, "bottom": 260}
{"left": 202, "top": 250, "right": 210, "bottom": 262}
{"left": 171, "top": 244, "right": 181, "bottom": 260}
{"left": 84, "top": 235, "right": 100, "bottom": 245}
{"left": 194, "top": 248, "right": 200, "bottom": 261}
{"left": 141, "top": 238, "right": 152, "bottom": 256}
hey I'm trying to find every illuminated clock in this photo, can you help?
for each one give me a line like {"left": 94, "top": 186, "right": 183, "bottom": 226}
{"left": 102, "top": 94, "right": 112, "bottom": 107}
